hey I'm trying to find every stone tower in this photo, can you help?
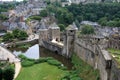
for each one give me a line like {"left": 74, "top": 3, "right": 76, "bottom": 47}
{"left": 48, "top": 23, "right": 60, "bottom": 42}
{"left": 39, "top": 22, "right": 48, "bottom": 46}
{"left": 63, "top": 24, "right": 78, "bottom": 58}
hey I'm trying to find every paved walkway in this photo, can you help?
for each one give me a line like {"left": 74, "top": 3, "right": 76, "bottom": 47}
{"left": 14, "top": 62, "right": 21, "bottom": 79}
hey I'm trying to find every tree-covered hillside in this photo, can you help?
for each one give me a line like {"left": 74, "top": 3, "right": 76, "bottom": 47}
{"left": 66, "top": 3, "right": 120, "bottom": 27}
{"left": 44, "top": 2, "right": 120, "bottom": 27}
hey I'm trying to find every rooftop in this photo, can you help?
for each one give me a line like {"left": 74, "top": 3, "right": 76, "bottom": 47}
{"left": 49, "top": 23, "right": 60, "bottom": 29}
{"left": 66, "top": 24, "right": 78, "bottom": 30}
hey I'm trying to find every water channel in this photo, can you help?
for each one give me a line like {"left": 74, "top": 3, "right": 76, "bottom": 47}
{"left": 8, "top": 44, "right": 73, "bottom": 70}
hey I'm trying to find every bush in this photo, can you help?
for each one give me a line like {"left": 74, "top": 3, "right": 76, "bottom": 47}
{"left": 3, "top": 67, "right": 15, "bottom": 80}
{"left": 58, "top": 66, "right": 67, "bottom": 70}
{"left": 21, "top": 60, "right": 34, "bottom": 67}
{"left": 46, "top": 57, "right": 54, "bottom": 60}
{"left": 34, "top": 57, "right": 54, "bottom": 64}
{"left": 18, "top": 54, "right": 27, "bottom": 60}
{"left": 27, "top": 58, "right": 35, "bottom": 61}
{"left": 81, "top": 25, "right": 94, "bottom": 34}
{"left": 0, "top": 68, "right": 2, "bottom": 80}
{"left": 47, "top": 59, "right": 62, "bottom": 66}
{"left": 61, "top": 70, "right": 82, "bottom": 80}
{"left": 34, "top": 58, "right": 48, "bottom": 64}
{"left": 61, "top": 73, "right": 70, "bottom": 80}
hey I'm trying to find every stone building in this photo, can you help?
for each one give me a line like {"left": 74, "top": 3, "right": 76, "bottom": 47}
{"left": 39, "top": 22, "right": 48, "bottom": 46}
{"left": 107, "top": 33, "right": 120, "bottom": 49}
{"left": 48, "top": 23, "right": 60, "bottom": 42}
{"left": 39, "top": 22, "right": 60, "bottom": 46}
{"left": 63, "top": 25, "right": 78, "bottom": 57}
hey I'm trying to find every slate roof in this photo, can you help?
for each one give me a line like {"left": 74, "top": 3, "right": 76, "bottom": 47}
{"left": 49, "top": 23, "right": 59, "bottom": 29}
{"left": 66, "top": 24, "right": 78, "bottom": 30}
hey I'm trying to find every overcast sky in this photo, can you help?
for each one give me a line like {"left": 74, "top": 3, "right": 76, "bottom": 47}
{"left": 2, "top": 0, "right": 23, "bottom": 1}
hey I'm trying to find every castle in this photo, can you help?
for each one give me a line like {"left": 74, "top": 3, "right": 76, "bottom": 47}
{"left": 39, "top": 21, "right": 78, "bottom": 58}
{"left": 39, "top": 21, "right": 120, "bottom": 80}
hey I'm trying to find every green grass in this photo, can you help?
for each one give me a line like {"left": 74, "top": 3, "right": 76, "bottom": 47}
{"left": 72, "top": 54, "right": 99, "bottom": 80}
{"left": 0, "top": 37, "right": 3, "bottom": 43}
{"left": 107, "top": 48, "right": 120, "bottom": 64}
{"left": 16, "top": 63, "right": 68, "bottom": 80}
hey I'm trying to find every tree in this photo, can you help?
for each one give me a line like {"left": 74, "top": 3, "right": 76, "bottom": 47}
{"left": 0, "top": 14, "right": 8, "bottom": 21}
{"left": 13, "top": 29, "right": 20, "bottom": 38}
{"left": 3, "top": 32, "right": 13, "bottom": 42}
{"left": 106, "top": 21, "right": 116, "bottom": 27}
{"left": 76, "top": 16, "right": 83, "bottom": 22}
{"left": 40, "top": 10, "right": 48, "bottom": 17}
{"left": 81, "top": 25, "right": 94, "bottom": 34}
{"left": 0, "top": 68, "right": 2, "bottom": 80}
{"left": 18, "top": 30, "right": 28, "bottom": 40}
{"left": 45, "top": 0, "right": 51, "bottom": 4}
{"left": 3, "top": 29, "right": 28, "bottom": 42}
{"left": 3, "top": 67, "right": 15, "bottom": 80}
{"left": 66, "top": 3, "right": 120, "bottom": 27}
{"left": 29, "top": 16, "right": 41, "bottom": 21}
{"left": 58, "top": 24, "right": 65, "bottom": 31}
{"left": 12, "top": 29, "right": 28, "bottom": 40}
{"left": 98, "top": 17, "right": 108, "bottom": 26}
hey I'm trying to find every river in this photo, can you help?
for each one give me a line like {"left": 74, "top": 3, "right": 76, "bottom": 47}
{"left": 8, "top": 44, "right": 73, "bottom": 70}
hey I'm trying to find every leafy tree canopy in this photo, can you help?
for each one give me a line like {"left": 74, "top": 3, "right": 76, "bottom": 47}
{"left": 81, "top": 25, "right": 95, "bottom": 34}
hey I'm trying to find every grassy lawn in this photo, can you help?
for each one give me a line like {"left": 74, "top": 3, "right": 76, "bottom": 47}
{"left": 16, "top": 62, "right": 68, "bottom": 80}
{"left": 107, "top": 48, "right": 120, "bottom": 64}
{"left": 0, "top": 37, "right": 3, "bottom": 43}
{"left": 72, "top": 54, "right": 99, "bottom": 80}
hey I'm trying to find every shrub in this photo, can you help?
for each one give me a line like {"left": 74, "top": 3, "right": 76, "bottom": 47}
{"left": 81, "top": 25, "right": 94, "bottom": 34}
{"left": 34, "top": 58, "right": 48, "bottom": 64}
{"left": 27, "top": 58, "right": 35, "bottom": 61}
{"left": 34, "top": 57, "right": 54, "bottom": 64}
{"left": 61, "top": 73, "right": 70, "bottom": 80}
{"left": 18, "top": 54, "right": 27, "bottom": 60}
{"left": 3, "top": 67, "right": 15, "bottom": 80}
{"left": 21, "top": 60, "right": 34, "bottom": 67}
{"left": 46, "top": 57, "right": 54, "bottom": 60}
{"left": 0, "top": 68, "right": 2, "bottom": 80}
{"left": 61, "top": 71, "right": 82, "bottom": 80}
{"left": 47, "top": 59, "right": 62, "bottom": 66}
{"left": 58, "top": 66, "right": 67, "bottom": 70}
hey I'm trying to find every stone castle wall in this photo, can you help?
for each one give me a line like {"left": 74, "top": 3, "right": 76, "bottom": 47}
{"left": 107, "top": 38, "right": 120, "bottom": 50}
{"left": 74, "top": 37, "right": 120, "bottom": 80}
{"left": 110, "top": 59, "right": 120, "bottom": 80}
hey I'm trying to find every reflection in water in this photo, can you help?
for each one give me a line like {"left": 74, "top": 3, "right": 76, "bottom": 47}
{"left": 40, "top": 47, "right": 73, "bottom": 70}
{"left": 25, "top": 44, "right": 39, "bottom": 59}
{"left": 13, "top": 44, "right": 39, "bottom": 59}
{"left": 9, "top": 44, "right": 73, "bottom": 69}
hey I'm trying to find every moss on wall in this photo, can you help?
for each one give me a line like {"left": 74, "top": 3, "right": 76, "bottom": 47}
{"left": 72, "top": 53, "right": 100, "bottom": 80}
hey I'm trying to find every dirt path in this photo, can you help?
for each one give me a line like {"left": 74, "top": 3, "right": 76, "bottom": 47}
{"left": 14, "top": 62, "right": 21, "bottom": 79}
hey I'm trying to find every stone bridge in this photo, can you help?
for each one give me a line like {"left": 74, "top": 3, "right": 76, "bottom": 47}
{"left": 5, "top": 39, "right": 38, "bottom": 48}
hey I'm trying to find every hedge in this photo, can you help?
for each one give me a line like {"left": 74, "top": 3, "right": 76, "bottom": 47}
{"left": 21, "top": 60, "right": 34, "bottom": 67}
{"left": 47, "top": 59, "right": 62, "bottom": 66}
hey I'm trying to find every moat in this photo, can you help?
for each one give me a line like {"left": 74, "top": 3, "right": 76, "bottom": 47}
{"left": 8, "top": 44, "right": 73, "bottom": 70}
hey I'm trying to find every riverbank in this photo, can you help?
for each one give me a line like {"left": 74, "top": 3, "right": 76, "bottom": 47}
{"left": 8, "top": 43, "right": 100, "bottom": 80}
